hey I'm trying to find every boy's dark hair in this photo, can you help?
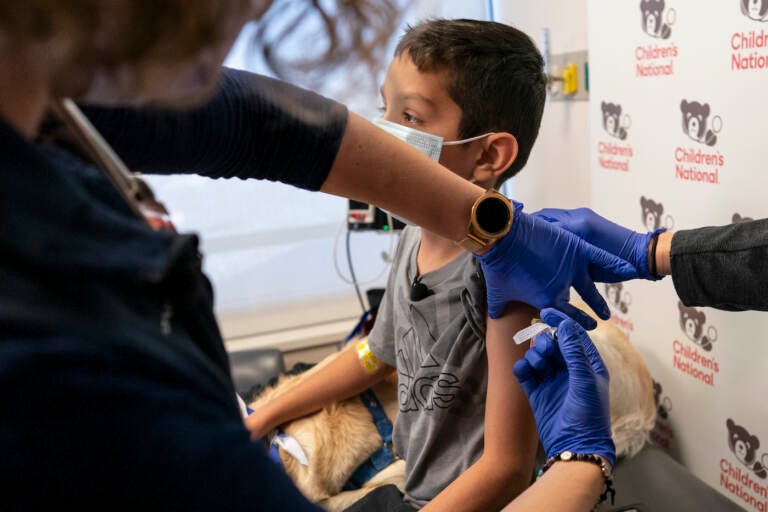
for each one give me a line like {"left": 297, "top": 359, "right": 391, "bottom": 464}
{"left": 395, "top": 19, "right": 547, "bottom": 185}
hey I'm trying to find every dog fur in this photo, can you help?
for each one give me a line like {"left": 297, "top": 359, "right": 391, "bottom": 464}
{"left": 248, "top": 350, "right": 401, "bottom": 510}
{"left": 250, "top": 307, "right": 656, "bottom": 509}
{"left": 573, "top": 302, "right": 657, "bottom": 459}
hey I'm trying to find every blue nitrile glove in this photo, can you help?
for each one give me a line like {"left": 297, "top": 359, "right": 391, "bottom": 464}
{"left": 513, "top": 308, "right": 615, "bottom": 467}
{"left": 477, "top": 202, "right": 637, "bottom": 329}
{"left": 533, "top": 207, "right": 665, "bottom": 281}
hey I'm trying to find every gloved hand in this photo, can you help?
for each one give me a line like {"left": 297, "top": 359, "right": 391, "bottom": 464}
{"left": 513, "top": 308, "right": 615, "bottom": 467}
{"left": 533, "top": 207, "right": 664, "bottom": 281}
{"left": 477, "top": 202, "right": 636, "bottom": 328}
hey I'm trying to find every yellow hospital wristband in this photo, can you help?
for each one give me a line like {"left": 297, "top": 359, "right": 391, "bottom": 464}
{"left": 356, "top": 338, "right": 381, "bottom": 374}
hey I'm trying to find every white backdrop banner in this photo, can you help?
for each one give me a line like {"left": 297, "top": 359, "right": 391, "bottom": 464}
{"left": 589, "top": 1, "right": 768, "bottom": 510}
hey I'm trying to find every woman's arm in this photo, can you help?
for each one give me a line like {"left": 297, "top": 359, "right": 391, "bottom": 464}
{"left": 321, "top": 111, "right": 482, "bottom": 243}
{"left": 83, "top": 69, "right": 349, "bottom": 190}
{"left": 502, "top": 461, "right": 604, "bottom": 512}
{"left": 665, "top": 221, "right": 768, "bottom": 311}
{"left": 84, "top": 68, "right": 484, "bottom": 244}
{"left": 421, "top": 303, "right": 539, "bottom": 512}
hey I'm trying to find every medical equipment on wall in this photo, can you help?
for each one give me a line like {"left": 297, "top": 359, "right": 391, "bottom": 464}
{"left": 348, "top": 200, "right": 405, "bottom": 232}
{"left": 335, "top": 201, "right": 401, "bottom": 314}
{"left": 541, "top": 28, "right": 590, "bottom": 102}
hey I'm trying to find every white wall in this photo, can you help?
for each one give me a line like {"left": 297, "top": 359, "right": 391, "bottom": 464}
{"left": 493, "top": 2, "right": 768, "bottom": 509}
{"left": 588, "top": 2, "right": 768, "bottom": 509}
{"left": 494, "top": 0, "right": 592, "bottom": 211}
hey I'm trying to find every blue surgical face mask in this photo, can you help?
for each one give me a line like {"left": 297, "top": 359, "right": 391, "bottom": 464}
{"left": 371, "top": 118, "right": 493, "bottom": 161}
{"left": 371, "top": 118, "right": 492, "bottom": 226}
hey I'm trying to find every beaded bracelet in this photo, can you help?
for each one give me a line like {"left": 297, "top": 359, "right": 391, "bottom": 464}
{"left": 537, "top": 451, "right": 616, "bottom": 510}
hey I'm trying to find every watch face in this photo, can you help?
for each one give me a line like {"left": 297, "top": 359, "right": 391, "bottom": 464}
{"left": 476, "top": 195, "right": 511, "bottom": 235}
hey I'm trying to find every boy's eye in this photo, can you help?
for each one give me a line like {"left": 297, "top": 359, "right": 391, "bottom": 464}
{"left": 403, "top": 112, "right": 421, "bottom": 125}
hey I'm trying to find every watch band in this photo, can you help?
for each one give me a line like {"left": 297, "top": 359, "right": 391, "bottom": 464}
{"left": 456, "top": 233, "right": 489, "bottom": 253}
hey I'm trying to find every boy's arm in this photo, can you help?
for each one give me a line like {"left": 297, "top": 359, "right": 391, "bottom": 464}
{"left": 422, "top": 302, "right": 539, "bottom": 512}
{"left": 245, "top": 344, "right": 394, "bottom": 439}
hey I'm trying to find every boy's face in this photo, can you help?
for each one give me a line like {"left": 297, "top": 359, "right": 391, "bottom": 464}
{"left": 380, "top": 52, "right": 482, "bottom": 181}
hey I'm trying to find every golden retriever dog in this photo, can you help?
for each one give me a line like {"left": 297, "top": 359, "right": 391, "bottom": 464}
{"left": 249, "top": 305, "right": 656, "bottom": 510}
{"left": 248, "top": 349, "right": 402, "bottom": 511}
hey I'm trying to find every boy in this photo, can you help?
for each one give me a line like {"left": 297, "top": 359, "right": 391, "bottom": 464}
{"left": 246, "top": 19, "right": 547, "bottom": 511}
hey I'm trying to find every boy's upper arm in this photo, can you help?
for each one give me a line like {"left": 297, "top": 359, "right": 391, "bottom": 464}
{"left": 482, "top": 303, "right": 538, "bottom": 467}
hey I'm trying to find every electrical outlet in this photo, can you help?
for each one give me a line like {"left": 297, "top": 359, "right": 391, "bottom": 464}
{"left": 547, "top": 50, "right": 589, "bottom": 102}
{"left": 562, "top": 63, "right": 579, "bottom": 95}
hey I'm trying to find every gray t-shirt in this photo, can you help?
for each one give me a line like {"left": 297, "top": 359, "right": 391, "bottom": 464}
{"left": 368, "top": 227, "right": 488, "bottom": 508}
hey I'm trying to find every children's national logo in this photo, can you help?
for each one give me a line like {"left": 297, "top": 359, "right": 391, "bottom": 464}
{"left": 597, "top": 102, "right": 634, "bottom": 172}
{"left": 636, "top": 0, "right": 678, "bottom": 77}
{"left": 727, "top": 419, "right": 768, "bottom": 478}
{"left": 653, "top": 380, "right": 673, "bottom": 420}
{"left": 641, "top": 0, "right": 674, "bottom": 38}
{"left": 650, "top": 379, "right": 674, "bottom": 450}
{"left": 742, "top": 0, "right": 768, "bottom": 22}
{"left": 604, "top": 283, "right": 633, "bottom": 333}
{"left": 678, "top": 301, "right": 718, "bottom": 352}
{"left": 673, "top": 301, "right": 720, "bottom": 386}
{"left": 640, "top": 196, "right": 674, "bottom": 232}
{"left": 681, "top": 101, "right": 722, "bottom": 147}
{"left": 733, "top": 212, "right": 755, "bottom": 223}
{"left": 601, "top": 102, "right": 630, "bottom": 140}
{"left": 732, "top": 1, "right": 768, "bottom": 71}
{"left": 605, "top": 283, "right": 631, "bottom": 314}
{"left": 721, "top": 418, "right": 768, "bottom": 511}
{"left": 674, "top": 100, "right": 725, "bottom": 184}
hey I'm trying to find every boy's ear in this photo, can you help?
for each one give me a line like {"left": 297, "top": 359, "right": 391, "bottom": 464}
{"left": 472, "top": 133, "right": 518, "bottom": 185}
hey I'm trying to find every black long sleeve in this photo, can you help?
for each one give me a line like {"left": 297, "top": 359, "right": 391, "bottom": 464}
{"left": 83, "top": 68, "right": 348, "bottom": 191}
{"left": 671, "top": 220, "right": 768, "bottom": 311}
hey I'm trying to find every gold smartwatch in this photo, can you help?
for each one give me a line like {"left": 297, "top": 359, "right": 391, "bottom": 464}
{"left": 456, "top": 189, "right": 514, "bottom": 253}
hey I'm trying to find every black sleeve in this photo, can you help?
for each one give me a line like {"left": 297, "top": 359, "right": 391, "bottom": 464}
{"left": 1, "top": 335, "right": 324, "bottom": 511}
{"left": 670, "top": 219, "right": 768, "bottom": 311}
{"left": 82, "top": 68, "right": 348, "bottom": 191}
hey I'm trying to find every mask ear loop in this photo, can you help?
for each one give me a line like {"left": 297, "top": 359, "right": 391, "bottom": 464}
{"left": 446, "top": 132, "right": 502, "bottom": 191}
{"left": 442, "top": 132, "right": 495, "bottom": 146}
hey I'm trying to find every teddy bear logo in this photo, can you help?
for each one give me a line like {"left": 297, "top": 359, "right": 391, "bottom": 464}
{"left": 678, "top": 301, "right": 718, "bottom": 351}
{"left": 604, "top": 283, "right": 631, "bottom": 314}
{"left": 640, "top": 196, "right": 675, "bottom": 232}
{"left": 732, "top": 213, "right": 755, "bottom": 224}
{"left": 742, "top": 0, "right": 768, "bottom": 21}
{"left": 641, "top": 0, "right": 676, "bottom": 39}
{"left": 601, "top": 102, "right": 631, "bottom": 140}
{"left": 652, "top": 380, "right": 673, "bottom": 420}
{"left": 727, "top": 419, "right": 768, "bottom": 478}
{"left": 680, "top": 100, "right": 722, "bottom": 147}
